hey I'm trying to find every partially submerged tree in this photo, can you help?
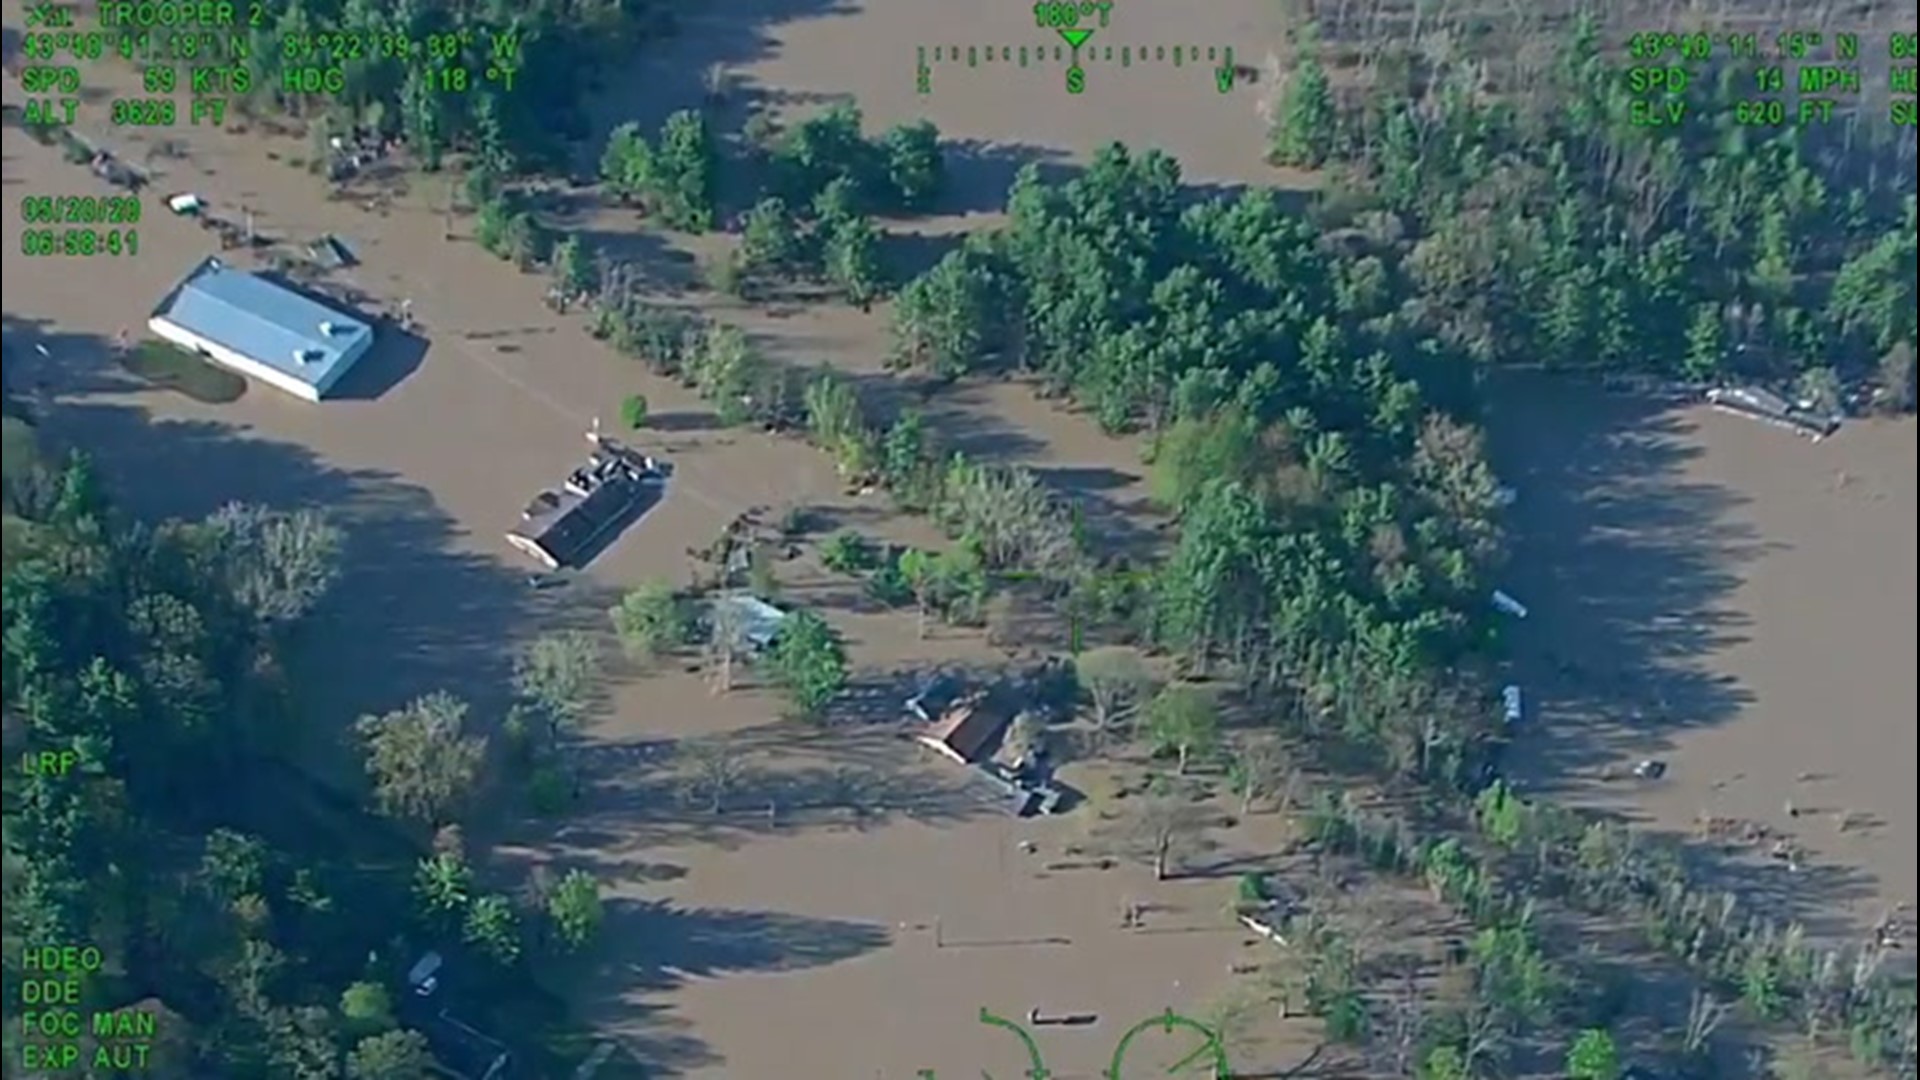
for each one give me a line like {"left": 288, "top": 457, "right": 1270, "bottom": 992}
{"left": 203, "top": 501, "right": 345, "bottom": 626}
{"left": 346, "top": 1029, "right": 435, "bottom": 1079}
{"left": 550, "top": 233, "right": 597, "bottom": 299}
{"left": 1101, "top": 782, "right": 1208, "bottom": 881}
{"left": 765, "top": 609, "right": 848, "bottom": 719}
{"left": 1564, "top": 1028, "right": 1622, "bottom": 1080}
{"left": 1073, "top": 647, "right": 1154, "bottom": 747}
{"left": 355, "top": 691, "right": 488, "bottom": 829}
{"left": 463, "top": 894, "right": 522, "bottom": 965}
{"left": 702, "top": 598, "right": 753, "bottom": 693}
{"left": 678, "top": 738, "right": 747, "bottom": 814}
{"left": 513, "top": 631, "right": 601, "bottom": 741}
{"left": 412, "top": 851, "right": 473, "bottom": 925}
{"left": 547, "top": 869, "right": 604, "bottom": 951}
{"left": 1225, "top": 733, "right": 1294, "bottom": 817}
{"left": 1145, "top": 682, "right": 1221, "bottom": 774}
{"left": 609, "top": 581, "right": 688, "bottom": 660}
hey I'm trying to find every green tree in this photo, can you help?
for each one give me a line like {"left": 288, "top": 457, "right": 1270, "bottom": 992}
{"left": 1877, "top": 341, "right": 1916, "bottom": 412}
{"left": 1145, "top": 683, "right": 1220, "bottom": 773}
{"left": 889, "top": 248, "right": 998, "bottom": 378}
{"left": 773, "top": 102, "right": 874, "bottom": 204}
{"left": 1828, "top": 227, "right": 1917, "bottom": 352}
{"left": 802, "top": 372, "right": 866, "bottom": 460}
{"left": 739, "top": 196, "right": 804, "bottom": 282}
{"left": 263, "top": 1004, "right": 341, "bottom": 1078}
{"left": 355, "top": 691, "right": 488, "bottom": 829}
{"left": 608, "top": 580, "right": 687, "bottom": 659}
{"left": 897, "top": 547, "right": 940, "bottom": 638}
{"left": 504, "top": 210, "right": 550, "bottom": 270}
{"left": 1074, "top": 647, "right": 1153, "bottom": 746}
{"left": 551, "top": 233, "right": 597, "bottom": 298}
{"left": 474, "top": 195, "right": 513, "bottom": 255}
{"left": 765, "top": 609, "right": 849, "bottom": 718}
{"left": 199, "top": 828, "right": 268, "bottom": 903}
{"left": 823, "top": 212, "right": 886, "bottom": 306}
{"left": 619, "top": 392, "right": 649, "bottom": 430}
{"left": 463, "top": 161, "right": 502, "bottom": 210}
{"left": 412, "top": 851, "right": 472, "bottom": 923}
{"left": 1565, "top": 1028, "right": 1622, "bottom": 1080}
{"left": 463, "top": 894, "right": 522, "bottom": 965}
{"left": 820, "top": 530, "right": 875, "bottom": 573}
{"left": 547, "top": 869, "right": 604, "bottom": 951}
{"left": 203, "top": 502, "right": 344, "bottom": 626}
{"left": 600, "top": 121, "right": 654, "bottom": 203}
{"left": 812, "top": 175, "right": 862, "bottom": 222}
{"left": 1682, "top": 302, "right": 1725, "bottom": 382}
{"left": 653, "top": 109, "right": 718, "bottom": 232}
{"left": 513, "top": 631, "right": 601, "bottom": 742}
{"left": 346, "top": 1029, "right": 435, "bottom": 1079}
{"left": 880, "top": 119, "right": 944, "bottom": 211}
{"left": 399, "top": 68, "right": 444, "bottom": 168}
{"left": 338, "top": 981, "right": 394, "bottom": 1036}
{"left": 1270, "top": 27, "right": 1336, "bottom": 167}
{"left": 1420, "top": 1045, "right": 1470, "bottom": 1080}
{"left": 471, "top": 87, "right": 514, "bottom": 175}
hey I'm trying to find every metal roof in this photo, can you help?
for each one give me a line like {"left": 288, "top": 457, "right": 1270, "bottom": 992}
{"left": 154, "top": 257, "right": 372, "bottom": 390}
{"left": 508, "top": 474, "right": 649, "bottom": 567}
{"left": 709, "top": 593, "right": 790, "bottom": 649}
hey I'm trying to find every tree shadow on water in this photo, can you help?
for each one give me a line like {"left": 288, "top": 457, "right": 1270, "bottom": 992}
{"left": 565, "top": 898, "right": 892, "bottom": 1075}
{"left": 577, "top": 0, "right": 863, "bottom": 156}
{"left": 611, "top": 898, "right": 892, "bottom": 979}
{"left": 1486, "top": 376, "right": 1897, "bottom": 941}
{"left": 15, "top": 324, "right": 606, "bottom": 756}
{"left": 1491, "top": 377, "right": 1763, "bottom": 788}
{"left": 935, "top": 138, "right": 1076, "bottom": 217}
{"left": 326, "top": 322, "right": 427, "bottom": 400}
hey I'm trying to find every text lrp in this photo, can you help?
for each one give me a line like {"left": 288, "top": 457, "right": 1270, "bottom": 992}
{"left": 21, "top": 749, "right": 79, "bottom": 775}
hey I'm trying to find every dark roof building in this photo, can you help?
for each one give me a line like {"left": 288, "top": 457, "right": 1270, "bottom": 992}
{"left": 505, "top": 434, "right": 660, "bottom": 569}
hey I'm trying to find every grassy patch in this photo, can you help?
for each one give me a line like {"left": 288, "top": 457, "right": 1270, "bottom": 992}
{"left": 121, "top": 340, "right": 248, "bottom": 404}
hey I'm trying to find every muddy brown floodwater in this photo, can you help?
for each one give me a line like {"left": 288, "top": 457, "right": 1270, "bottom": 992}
{"left": 5, "top": 0, "right": 1914, "bottom": 1074}
{"left": 1495, "top": 376, "right": 1917, "bottom": 950}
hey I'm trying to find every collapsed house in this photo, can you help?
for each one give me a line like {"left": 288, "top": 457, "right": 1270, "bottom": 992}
{"left": 908, "top": 671, "right": 1069, "bottom": 817}
{"left": 1706, "top": 386, "right": 1841, "bottom": 440}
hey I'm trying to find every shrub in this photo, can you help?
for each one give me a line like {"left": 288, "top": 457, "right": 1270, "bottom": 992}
{"left": 821, "top": 530, "right": 874, "bottom": 573}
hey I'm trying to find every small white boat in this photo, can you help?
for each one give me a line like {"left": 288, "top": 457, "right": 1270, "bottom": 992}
{"left": 1491, "top": 589, "right": 1529, "bottom": 619}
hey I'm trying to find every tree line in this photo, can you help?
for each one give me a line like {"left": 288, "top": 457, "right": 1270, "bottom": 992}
{"left": 234, "top": 0, "right": 669, "bottom": 172}
{"left": 525, "top": 61, "right": 1912, "bottom": 1080}
{"left": 224, "top": 7, "right": 1914, "bottom": 1071}
{"left": 1268, "top": 16, "right": 1915, "bottom": 406}
{"left": 0, "top": 449, "right": 607, "bottom": 1077}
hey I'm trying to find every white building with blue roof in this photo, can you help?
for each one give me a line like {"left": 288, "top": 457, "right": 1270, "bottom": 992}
{"left": 148, "top": 257, "right": 374, "bottom": 402}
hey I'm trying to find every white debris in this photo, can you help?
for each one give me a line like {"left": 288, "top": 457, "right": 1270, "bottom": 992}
{"left": 1492, "top": 590, "right": 1529, "bottom": 619}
